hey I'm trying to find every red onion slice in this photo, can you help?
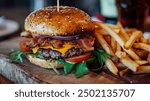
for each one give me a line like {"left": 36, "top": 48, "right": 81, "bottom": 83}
{"left": 40, "top": 34, "right": 82, "bottom": 40}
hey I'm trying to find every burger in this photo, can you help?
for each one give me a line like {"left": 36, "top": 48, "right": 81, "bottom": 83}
{"left": 19, "top": 6, "right": 96, "bottom": 77}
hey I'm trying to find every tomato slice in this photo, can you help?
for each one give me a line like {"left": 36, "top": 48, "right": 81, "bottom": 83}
{"left": 66, "top": 52, "right": 91, "bottom": 62}
{"left": 19, "top": 41, "right": 30, "bottom": 52}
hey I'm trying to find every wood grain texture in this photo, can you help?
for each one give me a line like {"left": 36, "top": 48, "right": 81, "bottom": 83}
{"left": 0, "top": 74, "right": 12, "bottom": 84}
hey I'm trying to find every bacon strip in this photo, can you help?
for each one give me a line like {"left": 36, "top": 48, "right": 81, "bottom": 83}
{"left": 78, "top": 37, "right": 94, "bottom": 52}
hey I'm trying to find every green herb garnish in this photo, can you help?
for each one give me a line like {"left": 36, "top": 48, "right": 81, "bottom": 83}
{"left": 48, "top": 59, "right": 60, "bottom": 75}
{"left": 8, "top": 49, "right": 45, "bottom": 63}
{"left": 75, "top": 61, "right": 88, "bottom": 78}
{"left": 57, "top": 59, "right": 75, "bottom": 74}
{"left": 57, "top": 59, "right": 88, "bottom": 78}
{"left": 93, "top": 48, "right": 110, "bottom": 67}
{"left": 8, "top": 49, "right": 25, "bottom": 63}
{"left": 29, "top": 53, "right": 44, "bottom": 59}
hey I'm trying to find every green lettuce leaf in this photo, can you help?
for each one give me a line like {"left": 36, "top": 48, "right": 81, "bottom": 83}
{"left": 8, "top": 49, "right": 25, "bottom": 63}
{"left": 93, "top": 48, "right": 110, "bottom": 67}
{"left": 57, "top": 59, "right": 75, "bottom": 74}
{"left": 75, "top": 61, "right": 88, "bottom": 78}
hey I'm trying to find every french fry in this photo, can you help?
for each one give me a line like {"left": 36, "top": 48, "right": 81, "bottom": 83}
{"left": 116, "top": 63, "right": 126, "bottom": 69}
{"left": 125, "top": 29, "right": 135, "bottom": 37}
{"left": 104, "top": 35, "right": 111, "bottom": 44}
{"left": 120, "top": 69, "right": 130, "bottom": 76}
{"left": 113, "top": 28, "right": 120, "bottom": 34}
{"left": 148, "top": 35, "right": 150, "bottom": 44}
{"left": 94, "top": 32, "right": 115, "bottom": 56}
{"left": 99, "top": 23, "right": 123, "bottom": 46}
{"left": 125, "top": 28, "right": 137, "bottom": 34}
{"left": 124, "top": 49, "right": 141, "bottom": 60}
{"left": 111, "top": 56, "right": 119, "bottom": 63}
{"left": 95, "top": 28, "right": 109, "bottom": 35}
{"left": 115, "top": 52, "right": 139, "bottom": 72}
{"left": 133, "top": 43, "right": 150, "bottom": 52}
{"left": 147, "top": 53, "right": 150, "bottom": 63}
{"left": 100, "top": 29, "right": 109, "bottom": 35}
{"left": 117, "top": 22, "right": 129, "bottom": 41}
{"left": 94, "top": 22, "right": 109, "bottom": 36}
{"left": 140, "top": 37, "right": 148, "bottom": 44}
{"left": 106, "top": 24, "right": 120, "bottom": 34}
{"left": 95, "top": 22, "right": 120, "bottom": 34}
{"left": 135, "top": 66, "right": 150, "bottom": 74}
{"left": 134, "top": 49, "right": 148, "bottom": 60}
{"left": 98, "top": 22, "right": 140, "bottom": 60}
{"left": 115, "top": 51, "right": 127, "bottom": 59}
{"left": 116, "top": 43, "right": 121, "bottom": 52}
{"left": 120, "top": 56, "right": 139, "bottom": 72}
{"left": 111, "top": 37, "right": 117, "bottom": 52}
{"left": 126, "top": 32, "right": 132, "bottom": 37}
{"left": 135, "top": 38, "right": 140, "bottom": 43}
{"left": 124, "top": 31, "right": 142, "bottom": 49}
{"left": 105, "top": 23, "right": 119, "bottom": 29}
{"left": 105, "top": 57, "right": 118, "bottom": 75}
{"left": 135, "top": 60, "right": 148, "bottom": 65}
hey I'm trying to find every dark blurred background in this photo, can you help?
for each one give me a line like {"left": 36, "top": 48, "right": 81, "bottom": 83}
{"left": 0, "top": 0, "right": 150, "bottom": 31}
{"left": 0, "top": 0, "right": 100, "bottom": 29}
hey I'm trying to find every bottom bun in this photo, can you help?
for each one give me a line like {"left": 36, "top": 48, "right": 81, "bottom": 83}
{"left": 27, "top": 55, "right": 63, "bottom": 69}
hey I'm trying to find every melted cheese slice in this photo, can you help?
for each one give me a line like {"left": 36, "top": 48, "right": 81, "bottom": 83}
{"left": 32, "top": 47, "right": 39, "bottom": 53}
{"left": 32, "top": 43, "right": 75, "bottom": 54}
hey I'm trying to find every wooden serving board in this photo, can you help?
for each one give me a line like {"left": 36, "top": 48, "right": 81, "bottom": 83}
{"left": 0, "top": 37, "right": 150, "bottom": 84}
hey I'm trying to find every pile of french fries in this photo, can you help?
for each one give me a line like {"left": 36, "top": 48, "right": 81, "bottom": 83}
{"left": 94, "top": 21, "right": 150, "bottom": 76}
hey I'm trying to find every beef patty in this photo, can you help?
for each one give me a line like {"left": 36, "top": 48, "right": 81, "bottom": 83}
{"left": 38, "top": 47, "right": 84, "bottom": 59}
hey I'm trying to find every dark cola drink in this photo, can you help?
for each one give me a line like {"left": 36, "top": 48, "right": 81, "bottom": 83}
{"left": 116, "top": 0, "right": 149, "bottom": 31}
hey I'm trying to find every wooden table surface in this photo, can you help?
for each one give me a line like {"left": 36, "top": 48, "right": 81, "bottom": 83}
{"left": 0, "top": 74, "right": 12, "bottom": 84}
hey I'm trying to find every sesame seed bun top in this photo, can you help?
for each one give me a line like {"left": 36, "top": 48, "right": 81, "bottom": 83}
{"left": 24, "top": 6, "right": 95, "bottom": 36}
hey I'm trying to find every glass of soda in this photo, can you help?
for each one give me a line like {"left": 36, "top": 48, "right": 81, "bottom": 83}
{"left": 116, "top": 0, "right": 149, "bottom": 32}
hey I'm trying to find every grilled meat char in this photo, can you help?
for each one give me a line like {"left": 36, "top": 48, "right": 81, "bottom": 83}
{"left": 38, "top": 47, "right": 84, "bottom": 59}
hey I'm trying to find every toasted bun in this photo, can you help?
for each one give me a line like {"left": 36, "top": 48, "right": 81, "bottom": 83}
{"left": 27, "top": 55, "right": 63, "bottom": 69}
{"left": 25, "top": 6, "right": 94, "bottom": 36}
